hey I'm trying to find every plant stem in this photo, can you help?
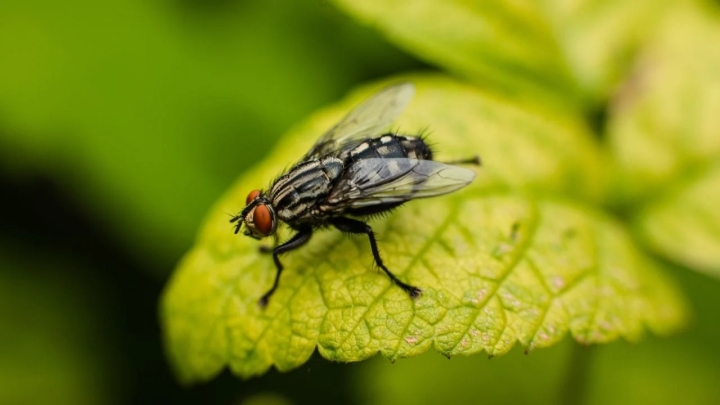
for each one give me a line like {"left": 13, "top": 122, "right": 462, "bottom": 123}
{"left": 560, "top": 343, "right": 594, "bottom": 405}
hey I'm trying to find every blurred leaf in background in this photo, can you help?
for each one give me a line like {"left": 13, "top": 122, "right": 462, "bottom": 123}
{"left": 604, "top": 3, "right": 720, "bottom": 277}
{"left": 330, "top": 0, "right": 673, "bottom": 110}
{"left": 0, "top": 0, "right": 424, "bottom": 272}
{"left": 0, "top": 0, "right": 425, "bottom": 402}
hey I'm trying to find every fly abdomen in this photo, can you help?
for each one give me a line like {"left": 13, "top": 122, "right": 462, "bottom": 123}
{"left": 346, "top": 134, "right": 433, "bottom": 162}
{"left": 399, "top": 136, "right": 433, "bottom": 160}
{"left": 270, "top": 157, "right": 344, "bottom": 222}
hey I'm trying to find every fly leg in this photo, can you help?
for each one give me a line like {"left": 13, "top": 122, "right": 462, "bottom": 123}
{"left": 329, "top": 217, "right": 422, "bottom": 298}
{"left": 259, "top": 227, "right": 313, "bottom": 308}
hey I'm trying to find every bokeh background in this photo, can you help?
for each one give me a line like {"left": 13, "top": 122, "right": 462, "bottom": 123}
{"left": 1, "top": 0, "right": 720, "bottom": 404}
{"left": 0, "top": 0, "right": 425, "bottom": 402}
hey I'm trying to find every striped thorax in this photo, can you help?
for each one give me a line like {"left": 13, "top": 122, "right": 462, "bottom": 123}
{"left": 269, "top": 157, "right": 344, "bottom": 222}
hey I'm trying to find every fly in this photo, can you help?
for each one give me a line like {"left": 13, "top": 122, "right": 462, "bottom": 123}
{"left": 230, "top": 83, "right": 480, "bottom": 307}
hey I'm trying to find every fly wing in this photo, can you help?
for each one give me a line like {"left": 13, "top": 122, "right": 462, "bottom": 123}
{"left": 326, "top": 158, "right": 476, "bottom": 209}
{"left": 302, "top": 83, "right": 415, "bottom": 161}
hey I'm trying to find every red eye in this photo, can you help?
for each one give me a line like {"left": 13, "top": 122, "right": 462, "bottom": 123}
{"left": 253, "top": 204, "right": 273, "bottom": 235}
{"left": 246, "top": 189, "right": 260, "bottom": 205}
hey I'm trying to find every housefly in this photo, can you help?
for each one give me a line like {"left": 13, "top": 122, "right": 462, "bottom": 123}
{"left": 230, "top": 83, "right": 479, "bottom": 307}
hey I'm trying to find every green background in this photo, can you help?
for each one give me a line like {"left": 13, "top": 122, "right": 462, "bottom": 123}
{"left": 1, "top": 0, "right": 719, "bottom": 403}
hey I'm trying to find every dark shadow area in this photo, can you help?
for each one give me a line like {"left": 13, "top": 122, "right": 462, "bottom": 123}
{"left": 0, "top": 170, "right": 355, "bottom": 404}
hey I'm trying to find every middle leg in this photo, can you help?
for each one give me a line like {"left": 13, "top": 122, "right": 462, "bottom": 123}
{"left": 329, "top": 216, "right": 422, "bottom": 298}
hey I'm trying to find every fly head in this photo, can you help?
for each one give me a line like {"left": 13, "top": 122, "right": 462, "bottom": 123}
{"left": 230, "top": 189, "right": 278, "bottom": 240}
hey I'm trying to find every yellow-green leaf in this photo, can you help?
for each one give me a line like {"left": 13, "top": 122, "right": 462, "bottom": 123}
{"left": 160, "top": 75, "right": 686, "bottom": 383}
{"left": 635, "top": 162, "right": 720, "bottom": 277}
{"left": 606, "top": 4, "right": 720, "bottom": 275}
{"left": 163, "top": 194, "right": 685, "bottom": 382}
{"left": 542, "top": 0, "right": 672, "bottom": 104}
{"left": 330, "top": 0, "right": 671, "bottom": 108}
{"left": 607, "top": 4, "right": 720, "bottom": 204}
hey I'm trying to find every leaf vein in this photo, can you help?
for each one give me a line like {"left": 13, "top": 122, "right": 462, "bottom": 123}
{"left": 524, "top": 256, "right": 553, "bottom": 347}
{"left": 448, "top": 201, "right": 540, "bottom": 353}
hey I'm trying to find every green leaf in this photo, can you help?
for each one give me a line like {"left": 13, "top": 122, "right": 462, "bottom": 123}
{"left": 329, "top": 0, "right": 671, "bottom": 108}
{"left": 353, "top": 266, "right": 720, "bottom": 405}
{"left": 0, "top": 0, "right": 418, "bottom": 270}
{"left": 605, "top": 2, "right": 720, "bottom": 205}
{"left": 606, "top": 4, "right": 720, "bottom": 275}
{"left": 635, "top": 162, "right": 720, "bottom": 277}
{"left": 541, "top": 0, "right": 672, "bottom": 104}
{"left": 160, "top": 75, "right": 687, "bottom": 383}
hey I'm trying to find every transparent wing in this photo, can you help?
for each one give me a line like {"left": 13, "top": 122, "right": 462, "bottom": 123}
{"left": 302, "top": 83, "right": 415, "bottom": 160}
{"left": 326, "top": 158, "right": 476, "bottom": 209}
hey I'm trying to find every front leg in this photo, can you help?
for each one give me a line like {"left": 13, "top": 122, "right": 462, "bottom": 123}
{"left": 329, "top": 217, "right": 422, "bottom": 298}
{"left": 259, "top": 226, "right": 313, "bottom": 307}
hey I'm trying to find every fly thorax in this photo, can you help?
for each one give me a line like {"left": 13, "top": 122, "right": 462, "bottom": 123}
{"left": 270, "top": 158, "right": 344, "bottom": 222}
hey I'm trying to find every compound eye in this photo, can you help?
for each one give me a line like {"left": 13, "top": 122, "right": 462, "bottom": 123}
{"left": 246, "top": 189, "right": 261, "bottom": 205}
{"left": 253, "top": 204, "right": 273, "bottom": 236}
